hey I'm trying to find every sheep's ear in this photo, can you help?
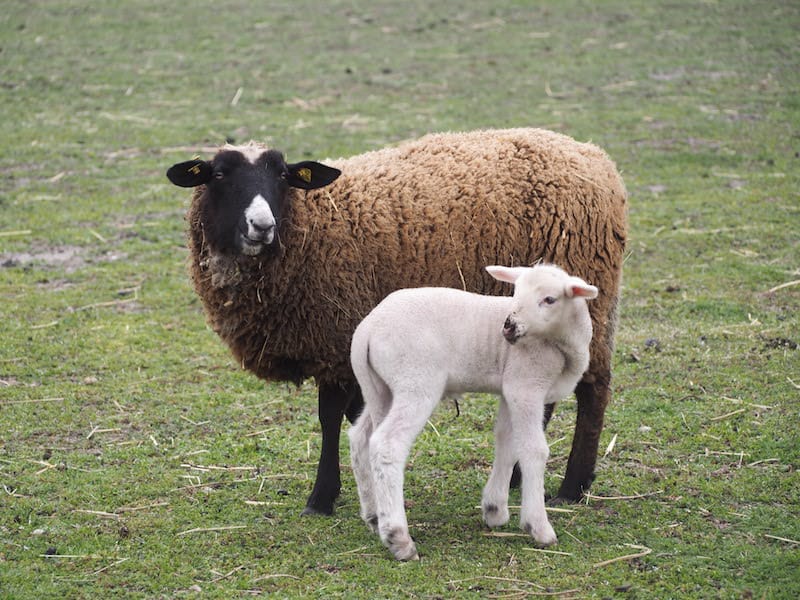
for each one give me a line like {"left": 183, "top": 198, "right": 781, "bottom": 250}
{"left": 486, "top": 265, "right": 527, "bottom": 285}
{"left": 567, "top": 277, "right": 598, "bottom": 299}
{"left": 166, "top": 160, "right": 213, "bottom": 187}
{"left": 286, "top": 161, "right": 341, "bottom": 190}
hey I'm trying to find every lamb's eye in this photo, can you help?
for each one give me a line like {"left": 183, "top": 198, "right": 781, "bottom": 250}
{"left": 543, "top": 296, "right": 557, "bottom": 305}
{"left": 213, "top": 170, "right": 224, "bottom": 180}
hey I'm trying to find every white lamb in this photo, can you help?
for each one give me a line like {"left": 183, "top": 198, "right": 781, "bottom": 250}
{"left": 348, "top": 264, "right": 598, "bottom": 560}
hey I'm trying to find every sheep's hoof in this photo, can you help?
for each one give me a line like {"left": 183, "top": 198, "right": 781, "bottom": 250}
{"left": 302, "top": 486, "right": 339, "bottom": 516}
{"left": 547, "top": 495, "right": 571, "bottom": 507}
{"left": 555, "top": 473, "right": 596, "bottom": 503}
{"left": 482, "top": 502, "right": 510, "bottom": 528}
{"left": 300, "top": 504, "right": 333, "bottom": 517}
{"left": 523, "top": 521, "right": 558, "bottom": 547}
{"left": 384, "top": 527, "right": 418, "bottom": 561}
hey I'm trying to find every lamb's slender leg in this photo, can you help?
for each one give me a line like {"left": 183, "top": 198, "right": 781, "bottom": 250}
{"left": 349, "top": 369, "right": 391, "bottom": 532}
{"left": 349, "top": 411, "right": 379, "bottom": 532}
{"left": 556, "top": 378, "right": 607, "bottom": 502}
{"left": 369, "top": 388, "right": 440, "bottom": 561}
{"left": 302, "top": 380, "right": 359, "bottom": 516}
{"left": 506, "top": 393, "right": 556, "bottom": 546}
{"left": 509, "top": 402, "right": 556, "bottom": 489}
{"left": 482, "top": 398, "right": 513, "bottom": 528}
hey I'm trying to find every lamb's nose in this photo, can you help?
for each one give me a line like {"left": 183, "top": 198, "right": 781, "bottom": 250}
{"left": 502, "top": 317, "right": 517, "bottom": 341}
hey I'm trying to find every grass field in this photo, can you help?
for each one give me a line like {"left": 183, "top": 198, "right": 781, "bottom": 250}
{"left": 1, "top": 1, "right": 798, "bottom": 598}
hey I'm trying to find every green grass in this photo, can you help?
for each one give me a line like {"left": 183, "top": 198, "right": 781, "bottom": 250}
{"left": 2, "top": 0, "right": 799, "bottom": 598}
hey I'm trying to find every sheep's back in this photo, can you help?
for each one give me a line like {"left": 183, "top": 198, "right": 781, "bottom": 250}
{"left": 188, "top": 128, "right": 627, "bottom": 386}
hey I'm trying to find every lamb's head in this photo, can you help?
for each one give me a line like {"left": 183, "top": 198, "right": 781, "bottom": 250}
{"left": 167, "top": 144, "right": 340, "bottom": 256}
{"left": 486, "top": 264, "right": 598, "bottom": 344}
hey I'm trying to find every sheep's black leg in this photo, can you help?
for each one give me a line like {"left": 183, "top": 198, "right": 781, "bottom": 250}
{"left": 510, "top": 403, "right": 555, "bottom": 488}
{"left": 345, "top": 387, "right": 364, "bottom": 424}
{"left": 542, "top": 402, "right": 555, "bottom": 429}
{"left": 555, "top": 379, "right": 607, "bottom": 502}
{"left": 302, "top": 380, "right": 361, "bottom": 516}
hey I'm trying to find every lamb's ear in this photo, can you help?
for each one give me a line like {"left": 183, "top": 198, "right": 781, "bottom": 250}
{"left": 486, "top": 265, "right": 527, "bottom": 285}
{"left": 285, "top": 161, "right": 341, "bottom": 190}
{"left": 567, "top": 277, "right": 598, "bottom": 299}
{"left": 166, "top": 160, "right": 213, "bottom": 188}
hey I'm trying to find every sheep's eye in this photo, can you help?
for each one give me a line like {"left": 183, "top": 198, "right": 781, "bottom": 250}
{"left": 543, "top": 296, "right": 557, "bottom": 305}
{"left": 213, "top": 170, "right": 224, "bottom": 180}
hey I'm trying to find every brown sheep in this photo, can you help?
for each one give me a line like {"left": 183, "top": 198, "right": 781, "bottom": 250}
{"left": 166, "top": 128, "right": 628, "bottom": 516}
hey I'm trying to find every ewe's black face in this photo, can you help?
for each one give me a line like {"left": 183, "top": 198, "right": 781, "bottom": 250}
{"left": 206, "top": 148, "right": 289, "bottom": 256}
{"left": 167, "top": 147, "right": 341, "bottom": 256}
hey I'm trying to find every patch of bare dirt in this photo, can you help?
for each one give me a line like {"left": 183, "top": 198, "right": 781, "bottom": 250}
{"left": 1, "top": 245, "right": 88, "bottom": 273}
{"left": 1, "top": 244, "right": 126, "bottom": 275}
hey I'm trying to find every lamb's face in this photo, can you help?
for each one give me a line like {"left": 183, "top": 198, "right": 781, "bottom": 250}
{"left": 502, "top": 269, "right": 571, "bottom": 343}
{"left": 167, "top": 145, "right": 341, "bottom": 256}
{"left": 485, "top": 264, "right": 598, "bottom": 345}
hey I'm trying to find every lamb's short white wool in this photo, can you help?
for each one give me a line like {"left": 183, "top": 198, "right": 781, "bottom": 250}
{"left": 348, "top": 264, "right": 597, "bottom": 561}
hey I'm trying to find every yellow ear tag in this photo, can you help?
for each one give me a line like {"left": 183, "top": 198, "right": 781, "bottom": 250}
{"left": 189, "top": 164, "right": 202, "bottom": 175}
{"left": 297, "top": 167, "right": 312, "bottom": 183}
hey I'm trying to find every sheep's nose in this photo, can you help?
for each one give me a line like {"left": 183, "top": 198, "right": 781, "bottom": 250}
{"left": 250, "top": 220, "right": 275, "bottom": 235}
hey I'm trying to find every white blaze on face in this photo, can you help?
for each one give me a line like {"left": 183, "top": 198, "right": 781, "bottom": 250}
{"left": 237, "top": 144, "right": 266, "bottom": 165}
{"left": 242, "top": 194, "right": 276, "bottom": 253}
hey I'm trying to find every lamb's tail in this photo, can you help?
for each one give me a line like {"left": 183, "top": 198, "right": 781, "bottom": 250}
{"left": 350, "top": 324, "right": 391, "bottom": 421}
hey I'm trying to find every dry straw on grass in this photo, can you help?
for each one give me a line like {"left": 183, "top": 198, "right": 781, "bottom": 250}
{"left": 583, "top": 490, "right": 663, "bottom": 501}
{"left": 1, "top": 396, "right": 65, "bottom": 405}
{"left": 592, "top": 543, "right": 653, "bottom": 569}
{"left": 176, "top": 525, "right": 248, "bottom": 537}
{"left": 764, "top": 534, "right": 800, "bottom": 545}
{"left": 765, "top": 280, "right": 800, "bottom": 294}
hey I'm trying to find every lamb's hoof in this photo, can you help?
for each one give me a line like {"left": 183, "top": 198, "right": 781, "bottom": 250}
{"left": 482, "top": 502, "right": 510, "bottom": 528}
{"left": 384, "top": 527, "right": 418, "bottom": 561}
{"left": 523, "top": 521, "right": 558, "bottom": 547}
{"left": 391, "top": 543, "right": 419, "bottom": 562}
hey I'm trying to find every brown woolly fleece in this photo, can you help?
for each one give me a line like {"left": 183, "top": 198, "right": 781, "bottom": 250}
{"left": 186, "top": 128, "right": 627, "bottom": 393}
